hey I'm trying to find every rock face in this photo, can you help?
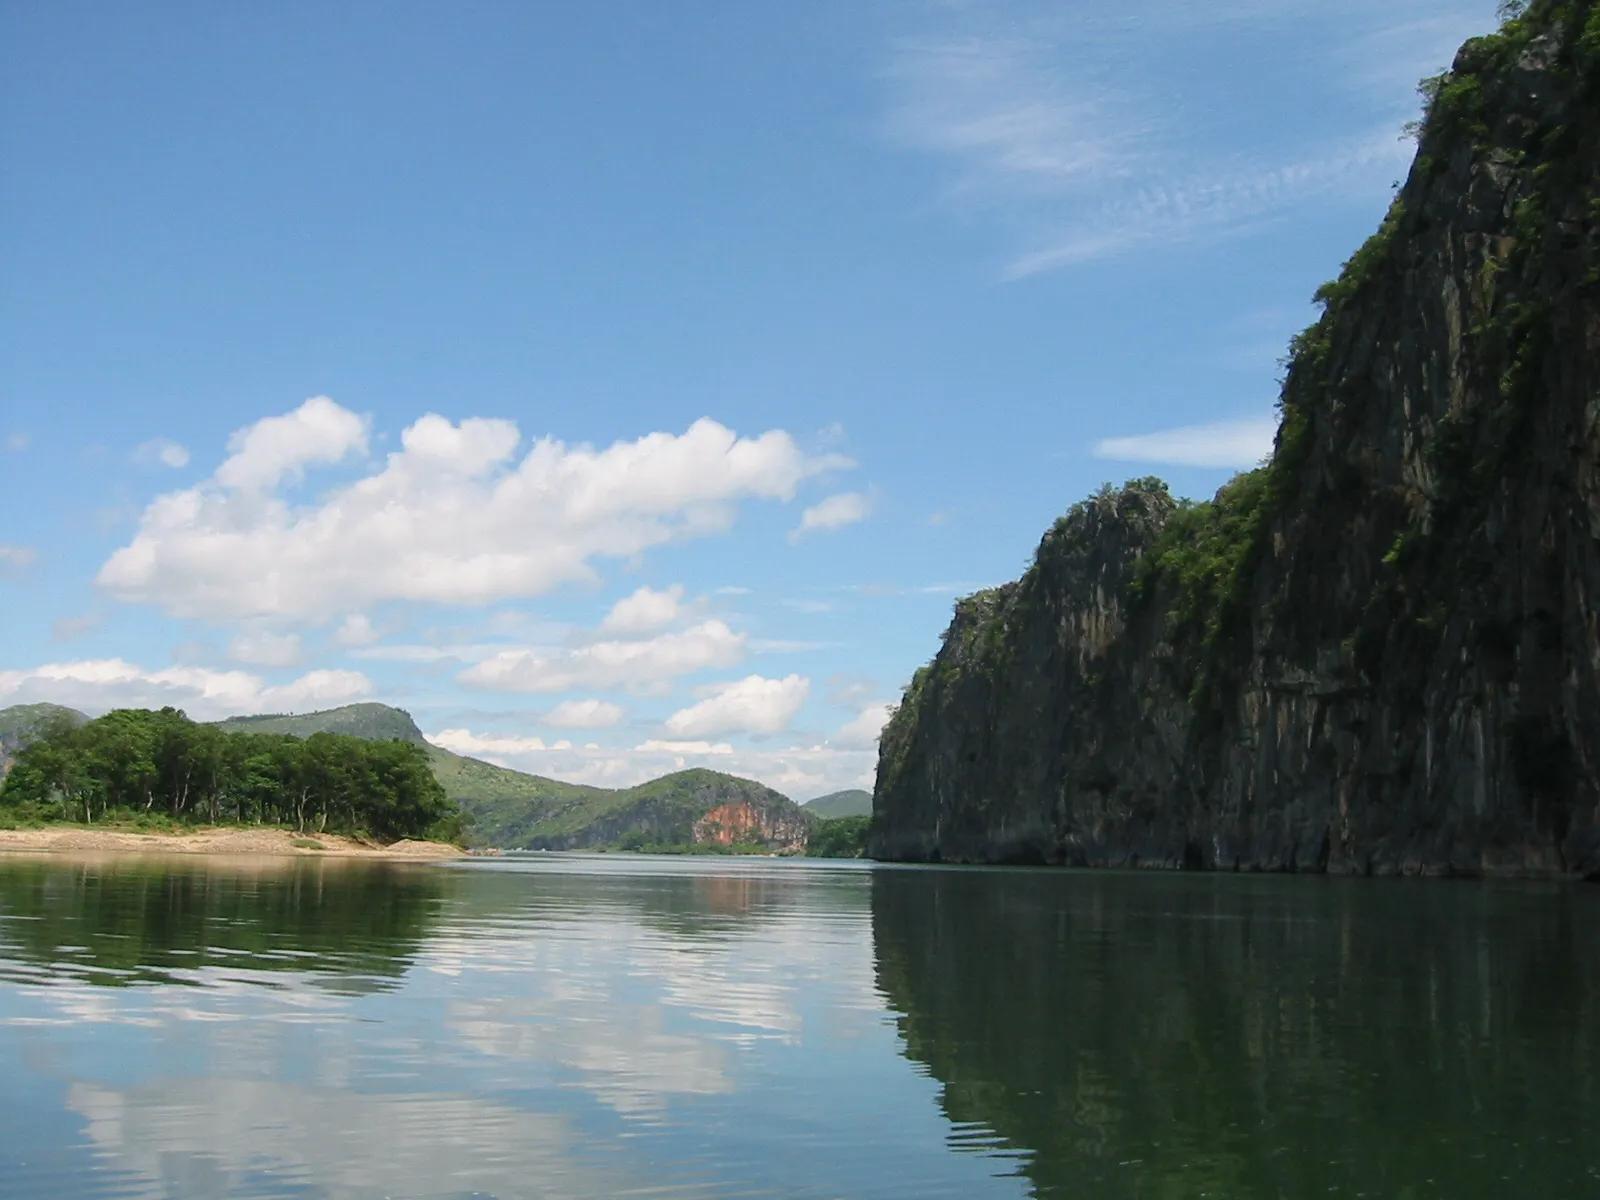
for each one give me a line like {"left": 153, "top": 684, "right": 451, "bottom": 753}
{"left": 872, "top": 2, "right": 1600, "bottom": 880}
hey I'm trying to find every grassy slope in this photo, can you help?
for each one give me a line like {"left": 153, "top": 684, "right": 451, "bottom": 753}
{"left": 803, "top": 789, "right": 873, "bottom": 818}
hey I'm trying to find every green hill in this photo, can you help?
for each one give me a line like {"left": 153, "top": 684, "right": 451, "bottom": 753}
{"left": 0, "top": 703, "right": 88, "bottom": 775}
{"left": 802, "top": 789, "right": 872, "bottom": 819}
{"left": 481, "top": 767, "right": 813, "bottom": 852}
{"left": 209, "top": 703, "right": 813, "bottom": 852}
{"left": 215, "top": 702, "right": 429, "bottom": 744}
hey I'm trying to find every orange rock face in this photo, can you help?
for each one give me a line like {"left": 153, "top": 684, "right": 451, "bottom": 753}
{"left": 692, "top": 800, "right": 807, "bottom": 852}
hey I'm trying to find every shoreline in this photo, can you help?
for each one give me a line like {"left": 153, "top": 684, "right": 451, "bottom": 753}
{"left": 0, "top": 825, "right": 465, "bottom": 861}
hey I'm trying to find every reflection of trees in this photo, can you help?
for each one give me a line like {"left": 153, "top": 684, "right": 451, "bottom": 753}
{"left": 871, "top": 868, "right": 1600, "bottom": 1198}
{"left": 450, "top": 857, "right": 871, "bottom": 942}
{"left": 0, "top": 854, "right": 450, "bottom": 993}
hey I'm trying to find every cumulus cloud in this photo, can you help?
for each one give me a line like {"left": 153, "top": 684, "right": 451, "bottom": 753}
{"left": 790, "top": 492, "right": 871, "bottom": 541}
{"left": 664, "top": 674, "right": 810, "bottom": 738}
{"left": 429, "top": 729, "right": 573, "bottom": 757}
{"left": 133, "top": 438, "right": 191, "bottom": 469}
{"left": 227, "top": 630, "right": 303, "bottom": 668}
{"left": 834, "top": 702, "right": 894, "bottom": 748}
{"left": 214, "top": 395, "right": 370, "bottom": 491}
{"left": 0, "top": 659, "right": 372, "bottom": 720}
{"left": 600, "top": 584, "right": 686, "bottom": 635}
{"left": 460, "top": 620, "right": 746, "bottom": 694}
{"left": 543, "top": 699, "right": 625, "bottom": 729}
{"left": 99, "top": 400, "right": 850, "bottom": 620}
{"left": 1092, "top": 415, "right": 1276, "bottom": 468}
{"left": 634, "top": 739, "right": 735, "bottom": 755}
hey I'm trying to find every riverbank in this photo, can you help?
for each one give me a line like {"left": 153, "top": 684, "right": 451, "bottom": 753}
{"left": 0, "top": 825, "right": 465, "bottom": 860}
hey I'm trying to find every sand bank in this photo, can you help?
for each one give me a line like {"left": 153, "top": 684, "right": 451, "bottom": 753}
{"left": 0, "top": 825, "right": 464, "bottom": 860}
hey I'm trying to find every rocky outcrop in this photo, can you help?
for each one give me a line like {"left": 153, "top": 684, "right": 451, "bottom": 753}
{"left": 694, "top": 800, "right": 809, "bottom": 852}
{"left": 872, "top": 1, "right": 1600, "bottom": 879}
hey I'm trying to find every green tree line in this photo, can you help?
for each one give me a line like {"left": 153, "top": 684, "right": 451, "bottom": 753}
{"left": 0, "top": 707, "right": 459, "bottom": 842}
{"left": 807, "top": 815, "right": 869, "bottom": 858}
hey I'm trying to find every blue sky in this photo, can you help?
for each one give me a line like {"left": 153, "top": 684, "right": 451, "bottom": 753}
{"left": 0, "top": 0, "right": 1495, "bottom": 797}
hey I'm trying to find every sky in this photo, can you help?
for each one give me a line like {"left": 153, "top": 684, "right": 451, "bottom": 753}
{"left": 0, "top": 0, "right": 1497, "bottom": 799}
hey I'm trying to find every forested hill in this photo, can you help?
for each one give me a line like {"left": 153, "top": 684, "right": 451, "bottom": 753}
{"left": 803, "top": 789, "right": 873, "bottom": 819}
{"left": 873, "top": 0, "right": 1600, "bottom": 879}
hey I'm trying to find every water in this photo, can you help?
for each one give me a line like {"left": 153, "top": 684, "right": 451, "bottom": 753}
{"left": 0, "top": 852, "right": 1595, "bottom": 1200}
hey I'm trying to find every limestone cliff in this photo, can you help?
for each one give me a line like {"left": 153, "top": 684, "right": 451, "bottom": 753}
{"left": 872, "top": 1, "right": 1600, "bottom": 879}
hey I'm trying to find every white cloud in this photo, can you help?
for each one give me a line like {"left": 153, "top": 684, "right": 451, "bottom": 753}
{"left": 790, "top": 492, "right": 871, "bottom": 541}
{"left": 664, "top": 674, "right": 810, "bottom": 738}
{"left": 835, "top": 702, "right": 894, "bottom": 749}
{"left": 215, "top": 395, "right": 370, "bottom": 491}
{"left": 543, "top": 699, "right": 625, "bottom": 729}
{"left": 0, "top": 544, "right": 37, "bottom": 572}
{"left": 4, "top": 432, "right": 28, "bottom": 453}
{"left": 133, "top": 438, "right": 191, "bottom": 469}
{"left": 227, "top": 630, "right": 303, "bottom": 668}
{"left": 634, "top": 739, "right": 735, "bottom": 756}
{"left": 429, "top": 729, "right": 558, "bottom": 758}
{"left": 100, "top": 401, "right": 850, "bottom": 620}
{"left": 600, "top": 584, "right": 685, "bottom": 635}
{"left": 1092, "top": 415, "right": 1276, "bottom": 468}
{"left": 0, "top": 659, "right": 372, "bottom": 721}
{"left": 713, "top": 585, "right": 753, "bottom": 596}
{"left": 460, "top": 620, "right": 746, "bottom": 694}
{"left": 334, "top": 613, "right": 380, "bottom": 647}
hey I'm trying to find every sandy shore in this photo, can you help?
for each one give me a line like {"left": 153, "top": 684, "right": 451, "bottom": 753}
{"left": 0, "top": 825, "right": 464, "bottom": 860}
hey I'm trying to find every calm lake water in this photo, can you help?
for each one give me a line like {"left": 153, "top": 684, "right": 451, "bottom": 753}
{"left": 0, "top": 852, "right": 1595, "bottom": 1199}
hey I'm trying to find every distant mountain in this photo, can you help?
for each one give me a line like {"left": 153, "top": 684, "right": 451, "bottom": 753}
{"left": 803, "top": 789, "right": 872, "bottom": 819}
{"left": 209, "top": 702, "right": 814, "bottom": 852}
{"left": 0, "top": 703, "right": 88, "bottom": 775}
{"left": 215, "top": 702, "right": 429, "bottom": 744}
{"left": 476, "top": 767, "right": 813, "bottom": 852}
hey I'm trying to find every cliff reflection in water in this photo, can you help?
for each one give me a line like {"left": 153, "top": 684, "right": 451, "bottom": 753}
{"left": 0, "top": 853, "right": 448, "bottom": 993}
{"left": 870, "top": 867, "right": 1600, "bottom": 1198}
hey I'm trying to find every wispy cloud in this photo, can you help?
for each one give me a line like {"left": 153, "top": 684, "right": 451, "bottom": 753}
{"left": 132, "top": 437, "right": 191, "bottom": 469}
{"left": 881, "top": 1, "right": 1491, "bottom": 277}
{"left": 0, "top": 544, "right": 38, "bottom": 574}
{"left": 1093, "top": 416, "right": 1276, "bottom": 469}
{"left": 789, "top": 492, "right": 872, "bottom": 542}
